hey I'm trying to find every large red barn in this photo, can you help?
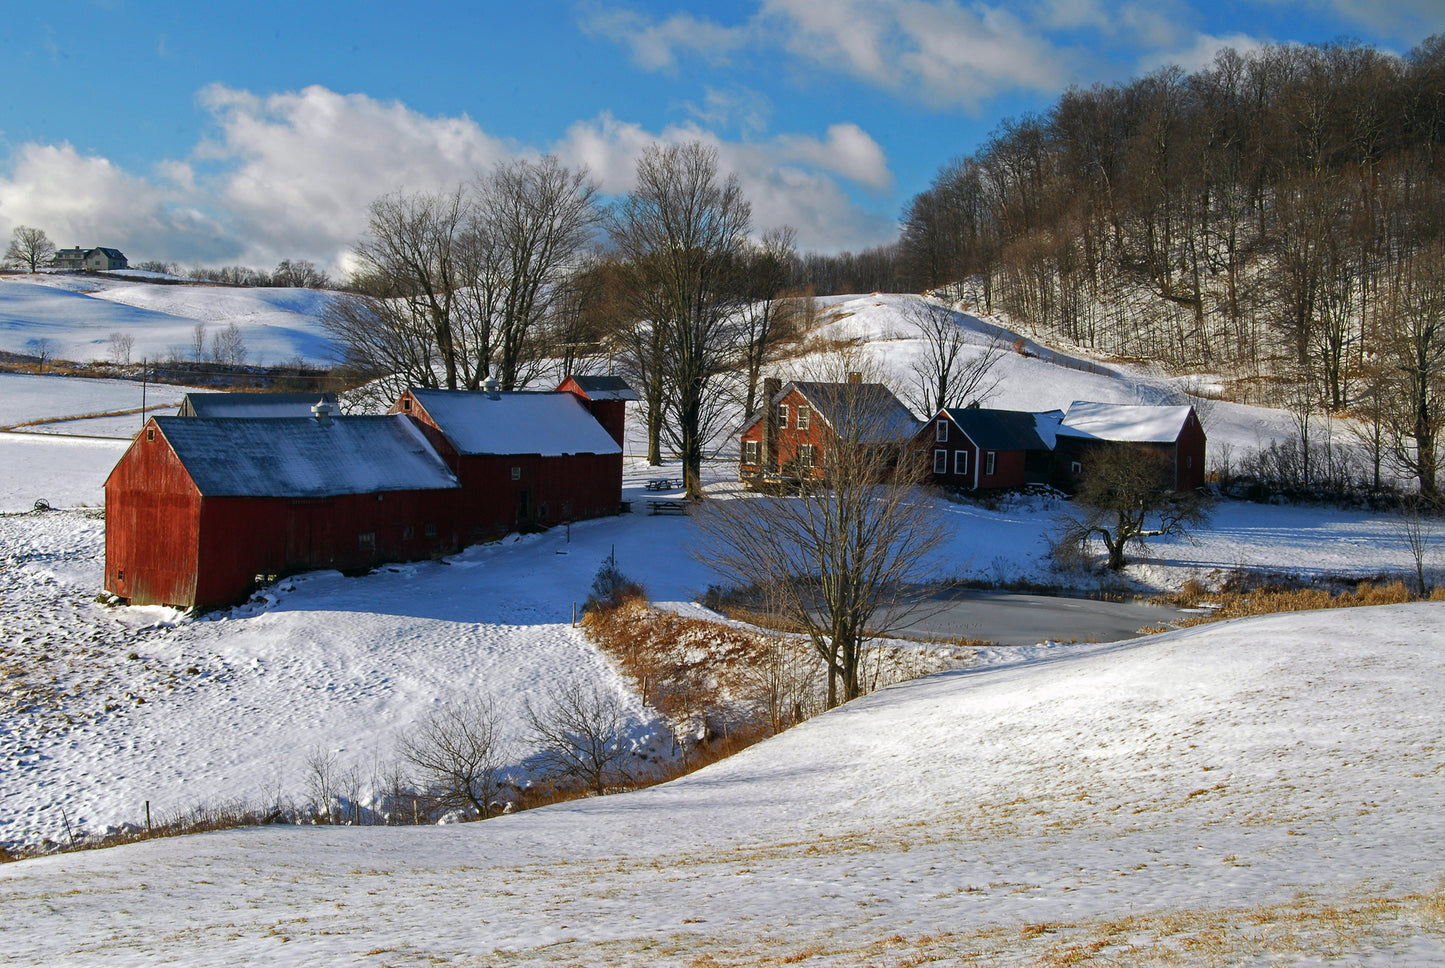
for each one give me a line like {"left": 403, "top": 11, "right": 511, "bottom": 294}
{"left": 105, "top": 411, "right": 462, "bottom": 608}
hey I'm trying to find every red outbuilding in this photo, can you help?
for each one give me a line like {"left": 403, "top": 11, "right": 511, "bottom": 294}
{"left": 105, "top": 409, "right": 462, "bottom": 608}
{"left": 556, "top": 375, "right": 639, "bottom": 447}
{"left": 1054, "top": 401, "right": 1207, "bottom": 490}
{"left": 391, "top": 386, "right": 624, "bottom": 541}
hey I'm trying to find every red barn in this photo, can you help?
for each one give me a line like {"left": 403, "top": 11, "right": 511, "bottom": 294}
{"left": 105, "top": 411, "right": 462, "bottom": 608}
{"left": 1055, "top": 401, "right": 1207, "bottom": 490}
{"left": 738, "top": 377, "right": 919, "bottom": 483}
{"left": 556, "top": 375, "right": 638, "bottom": 447}
{"left": 391, "top": 386, "right": 624, "bottom": 540}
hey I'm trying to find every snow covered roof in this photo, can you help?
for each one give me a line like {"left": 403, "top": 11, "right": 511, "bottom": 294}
{"left": 788, "top": 381, "right": 920, "bottom": 442}
{"left": 180, "top": 392, "right": 339, "bottom": 419}
{"left": 406, "top": 389, "right": 622, "bottom": 456}
{"left": 1057, "top": 401, "right": 1195, "bottom": 443}
{"left": 154, "top": 414, "right": 459, "bottom": 497}
{"left": 940, "top": 408, "right": 1059, "bottom": 451}
{"left": 561, "top": 375, "right": 640, "bottom": 402}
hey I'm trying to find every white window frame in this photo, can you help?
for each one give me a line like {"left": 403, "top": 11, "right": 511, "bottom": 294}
{"left": 936, "top": 419, "right": 948, "bottom": 442}
{"left": 743, "top": 439, "right": 760, "bottom": 464}
{"left": 933, "top": 449, "right": 948, "bottom": 474}
{"left": 984, "top": 451, "right": 997, "bottom": 476}
{"left": 796, "top": 406, "right": 810, "bottom": 431}
{"left": 778, "top": 403, "right": 789, "bottom": 429}
{"left": 799, "top": 444, "right": 816, "bottom": 468}
{"left": 954, "top": 450, "right": 968, "bottom": 475}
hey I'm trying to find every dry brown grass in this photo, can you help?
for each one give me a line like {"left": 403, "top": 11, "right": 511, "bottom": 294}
{"left": 1153, "top": 578, "right": 1445, "bottom": 629}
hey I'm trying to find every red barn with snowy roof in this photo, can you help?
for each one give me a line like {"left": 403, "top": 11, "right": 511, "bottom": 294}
{"left": 104, "top": 410, "right": 463, "bottom": 608}
{"left": 1054, "top": 401, "right": 1206, "bottom": 490}
{"left": 390, "top": 386, "right": 624, "bottom": 542}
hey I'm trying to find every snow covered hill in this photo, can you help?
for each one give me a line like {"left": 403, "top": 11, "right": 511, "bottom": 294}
{"left": 0, "top": 274, "right": 336, "bottom": 366}
{"left": 3, "top": 605, "right": 1443, "bottom": 965}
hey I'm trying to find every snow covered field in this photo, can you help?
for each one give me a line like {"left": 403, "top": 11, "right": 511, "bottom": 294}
{"left": 0, "top": 274, "right": 335, "bottom": 366}
{"left": 3, "top": 292, "right": 1443, "bottom": 964}
{"left": 3, "top": 606, "right": 1444, "bottom": 965}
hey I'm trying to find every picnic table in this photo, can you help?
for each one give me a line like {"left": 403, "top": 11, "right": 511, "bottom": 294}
{"left": 645, "top": 477, "right": 685, "bottom": 491}
{"left": 648, "top": 500, "right": 689, "bottom": 515}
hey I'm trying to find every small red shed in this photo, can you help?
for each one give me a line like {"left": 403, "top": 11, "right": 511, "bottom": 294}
{"left": 391, "top": 387, "right": 624, "bottom": 540}
{"left": 105, "top": 412, "right": 462, "bottom": 608}
{"left": 556, "top": 375, "right": 638, "bottom": 447}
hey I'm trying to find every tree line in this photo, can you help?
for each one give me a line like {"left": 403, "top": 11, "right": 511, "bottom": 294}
{"left": 898, "top": 34, "right": 1445, "bottom": 499}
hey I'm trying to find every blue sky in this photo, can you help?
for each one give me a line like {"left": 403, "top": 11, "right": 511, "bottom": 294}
{"left": 1, "top": 0, "right": 1441, "bottom": 275}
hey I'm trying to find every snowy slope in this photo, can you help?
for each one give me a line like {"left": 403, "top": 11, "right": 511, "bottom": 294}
{"left": 0, "top": 275, "right": 335, "bottom": 366}
{"left": 3, "top": 605, "right": 1443, "bottom": 965}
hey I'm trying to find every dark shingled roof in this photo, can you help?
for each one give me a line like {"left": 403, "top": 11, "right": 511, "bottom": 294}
{"left": 788, "top": 381, "right": 920, "bottom": 441}
{"left": 564, "top": 375, "right": 640, "bottom": 401}
{"left": 180, "top": 392, "right": 339, "bottom": 419}
{"left": 940, "top": 408, "right": 1058, "bottom": 451}
{"left": 153, "top": 414, "right": 459, "bottom": 498}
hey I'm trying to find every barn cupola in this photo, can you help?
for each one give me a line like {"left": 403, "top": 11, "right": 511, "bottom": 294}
{"left": 483, "top": 376, "right": 501, "bottom": 400}
{"left": 312, "top": 400, "right": 333, "bottom": 426}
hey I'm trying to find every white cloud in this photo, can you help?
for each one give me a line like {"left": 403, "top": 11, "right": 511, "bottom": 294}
{"left": 1140, "top": 32, "right": 1270, "bottom": 75}
{"left": 0, "top": 142, "right": 229, "bottom": 263}
{"left": 554, "top": 115, "right": 897, "bottom": 251}
{"left": 578, "top": 3, "right": 749, "bottom": 70}
{"left": 195, "top": 84, "right": 515, "bottom": 270}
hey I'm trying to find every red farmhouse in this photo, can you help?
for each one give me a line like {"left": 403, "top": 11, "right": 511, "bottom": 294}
{"left": 105, "top": 410, "right": 462, "bottom": 608}
{"left": 920, "top": 407, "right": 1058, "bottom": 490}
{"left": 391, "top": 386, "right": 624, "bottom": 541}
{"left": 738, "top": 376, "right": 919, "bottom": 483}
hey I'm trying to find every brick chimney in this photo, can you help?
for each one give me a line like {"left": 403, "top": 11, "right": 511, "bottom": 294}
{"left": 761, "top": 376, "right": 781, "bottom": 474}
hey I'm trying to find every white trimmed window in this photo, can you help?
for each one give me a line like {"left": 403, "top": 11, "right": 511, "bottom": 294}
{"left": 935, "top": 419, "right": 948, "bottom": 442}
{"left": 954, "top": 450, "right": 968, "bottom": 475}
{"left": 743, "top": 439, "right": 760, "bottom": 464}
{"left": 796, "top": 406, "right": 810, "bottom": 430}
{"left": 984, "top": 451, "right": 997, "bottom": 476}
{"left": 933, "top": 449, "right": 948, "bottom": 474}
{"left": 799, "top": 444, "right": 816, "bottom": 468}
{"left": 778, "top": 403, "right": 789, "bottom": 429}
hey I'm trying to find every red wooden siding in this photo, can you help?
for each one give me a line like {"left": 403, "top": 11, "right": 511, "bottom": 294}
{"left": 105, "top": 428, "right": 202, "bottom": 607}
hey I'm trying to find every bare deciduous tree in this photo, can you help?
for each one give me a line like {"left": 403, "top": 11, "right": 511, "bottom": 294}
{"left": 107, "top": 332, "right": 134, "bottom": 366}
{"left": 5, "top": 225, "right": 56, "bottom": 273}
{"left": 610, "top": 142, "right": 752, "bottom": 495}
{"left": 1056, "top": 443, "right": 1213, "bottom": 571}
{"left": 901, "top": 296, "right": 1004, "bottom": 415}
{"left": 24, "top": 337, "right": 52, "bottom": 371}
{"left": 696, "top": 354, "right": 947, "bottom": 708}
{"left": 398, "top": 696, "right": 508, "bottom": 820}
{"left": 524, "top": 680, "right": 635, "bottom": 796}
{"left": 210, "top": 322, "right": 247, "bottom": 367}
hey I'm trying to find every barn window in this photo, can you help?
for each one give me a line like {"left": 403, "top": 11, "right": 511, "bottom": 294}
{"left": 742, "top": 439, "right": 760, "bottom": 464}
{"left": 146, "top": 428, "right": 155, "bottom": 442}
{"left": 984, "top": 452, "right": 996, "bottom": 476}
{"left": 403, "top": 525, "right": 415, "bottom": 540}
{"left": 796, "top": 407, "right": 810, "bottom": 430}
{"left": 799, "top": 444, "right": 816, "bottom": 468}
{"left": 778, "top": 403, "right": 789, "bottom": 429}
{"left": 358, "top": 532, "right": 376, "bottom": 551}
{"left": 954, "top": 450, "right": 968, "bottom": 475}
{"left": 935, "top": 420, "right": 948, "bottom": 442}
{"left": 511, "top": 466, "right": 522, "bottom": 481}
{"left": 1071, "top": 460, "right": 1082, "bottom": 475}
{"left": 402, "top": 398, "right": 412, "bottom": 411}
{"left": 424, "top": 523, "right": 437, "bottom": 538}
{"left": 933, "top": 449, "right": 947, "bottom": 474}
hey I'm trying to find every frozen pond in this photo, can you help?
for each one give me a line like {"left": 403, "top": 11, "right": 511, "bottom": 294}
{"left": 900, "top": 588, "right": 1195, "bottom": 646}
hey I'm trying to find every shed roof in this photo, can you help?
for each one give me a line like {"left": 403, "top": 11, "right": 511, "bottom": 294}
{"left": 562, "top": 375, "right": 640, "bottom": 401}
{"left": 940, "top": 408, "right": 1059, "bottom": 451}
{"left": 406, "top": 388, "right": 622, "bottom": 456}
{"left": 1057, "top": 401, "right": 1195, "bottom": 444}
{"left": 180, "top": 392, "right": 339, "bottom": 419}
{"left": 786, "top": 381, "right": 920, "bottom": 442}
{"left": 153, "top": 414, "right": 459, "bottom": 498}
